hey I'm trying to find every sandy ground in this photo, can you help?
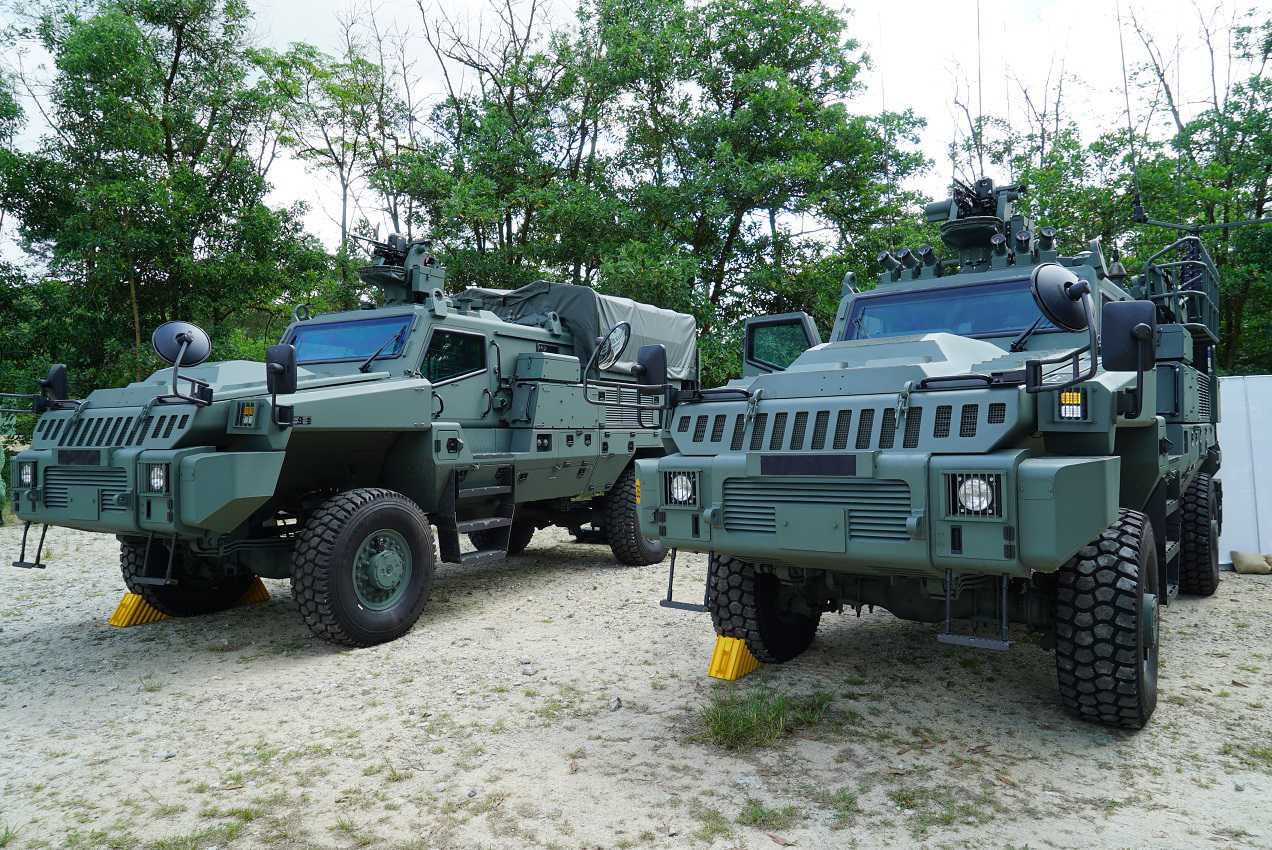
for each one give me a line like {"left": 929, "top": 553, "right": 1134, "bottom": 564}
{"left": 1, "top": 523, "right": 1270, "bottom": 850}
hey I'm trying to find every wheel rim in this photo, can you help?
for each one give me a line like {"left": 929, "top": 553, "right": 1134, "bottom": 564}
{"left": 353, "top": 529, "right": 413, "bottom": 611}
{"left": 1141, "top": 548, "right": 1160, "bottom": 692}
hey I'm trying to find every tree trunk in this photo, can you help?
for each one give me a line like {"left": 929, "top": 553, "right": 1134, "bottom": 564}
{"left": 129, "top": 270, "right": 142, "bottom": 383}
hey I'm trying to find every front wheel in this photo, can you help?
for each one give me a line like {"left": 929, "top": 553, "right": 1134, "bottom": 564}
{"left": 707, "top": 553, "right": 820, "bottom": 663}
{"left": 291, "top": 488, "right": 435, "bottom": 646}
{"left": 120, "top": 540, "right": 253, "bottom": 617}
{"left": 1054, "top": 509, "right": 1159, "bottom": 730}
{"left": 604, "top": 466, "right": 666, "bottom": 566}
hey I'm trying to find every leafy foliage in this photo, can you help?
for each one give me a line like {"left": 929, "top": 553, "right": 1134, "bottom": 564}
{"left": 0, "top": 0, "right": 1268, "bottom": 407}
{"left": 0, "top": 0, "right": 329, "bottom": 393}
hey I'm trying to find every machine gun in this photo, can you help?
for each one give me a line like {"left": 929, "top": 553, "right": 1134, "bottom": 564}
{"left": 353, "top": 234, "right": 447, "bottom": 305}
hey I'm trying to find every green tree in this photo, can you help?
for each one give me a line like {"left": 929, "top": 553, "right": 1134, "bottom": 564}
{"left": 0, "top": 0, "right": 329, "bottom": 387}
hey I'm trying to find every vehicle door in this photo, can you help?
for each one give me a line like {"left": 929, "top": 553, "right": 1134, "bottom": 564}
{"left": 422, "top": 327, "right": 493, "bottom": 427}
{"left": 743, "top": 312, "right": 822, "bottom": 376}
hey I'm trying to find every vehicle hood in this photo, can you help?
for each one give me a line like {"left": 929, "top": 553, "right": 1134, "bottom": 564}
{"left": 743, "top": 332, "right": 1083, "bottom": 399}
{"left": 80, "top": 360, "right": 393, "bottom": 408}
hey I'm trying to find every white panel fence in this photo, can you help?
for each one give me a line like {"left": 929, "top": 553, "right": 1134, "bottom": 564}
{"left": 1216, "top": 375, "right": 1272, "bottom": 565}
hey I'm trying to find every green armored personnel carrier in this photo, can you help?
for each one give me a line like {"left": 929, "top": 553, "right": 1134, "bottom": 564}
{"left": 7, "top": 235, "right": 695, "bottom": 645}
{"left": 635, "top": 179, "right": 1223, "bottom": 729}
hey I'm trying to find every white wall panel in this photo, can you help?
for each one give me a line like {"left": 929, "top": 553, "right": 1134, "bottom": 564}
{"left": 1216, "top": 375, "right": 1272, "bottom": 563}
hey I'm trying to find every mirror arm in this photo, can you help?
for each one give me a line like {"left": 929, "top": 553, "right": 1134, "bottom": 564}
{"left": 1025, "top": 292, "right": 1099, "bottom": 394}
{"left": 1116, "top": 322, "right": 1154, "bottom": 419}
{"left": 154, "top": 337, "right": 213, "bottom": 407}
{"left": 267, "top": 363, "right": 293, "bottom": 427}
{"left": 169, "top": 338, "right": 190, "bottom": 399}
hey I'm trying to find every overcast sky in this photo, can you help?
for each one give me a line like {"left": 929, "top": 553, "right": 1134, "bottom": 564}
{"left": 3, "top": 0, "right": 1261, "bottom": 256}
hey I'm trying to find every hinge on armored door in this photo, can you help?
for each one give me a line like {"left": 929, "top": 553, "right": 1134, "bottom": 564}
{"left": 743, "top": 388, "right": 764, "bottom": 433}
{"left": 895, "top": 380, "right": 914, "bottom": 433}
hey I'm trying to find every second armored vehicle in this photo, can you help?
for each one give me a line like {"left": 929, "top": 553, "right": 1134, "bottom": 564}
{"left": 8, "top": 236, "right": 696, "bottom": 645}
{"left": 636, "top": 179, "right": 1222, "bottom": 729}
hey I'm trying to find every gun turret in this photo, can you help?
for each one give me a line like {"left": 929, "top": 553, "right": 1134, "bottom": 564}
{"left": 356, "top": 234, "right": 447, "bottom": 305}
{"left": 923, "top": 178, "right": 1033, "bottom": 271}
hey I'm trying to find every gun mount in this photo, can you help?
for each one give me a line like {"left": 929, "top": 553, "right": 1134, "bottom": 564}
{"left": 356, "top": 234, "right": 447, "bottom": 305}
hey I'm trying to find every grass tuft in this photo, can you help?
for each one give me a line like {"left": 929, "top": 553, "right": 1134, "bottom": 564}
{"left": 699, "top": 688, "right": 832, "bottom": 750}
{"left": 736, "top": 799, "right": 798, "bottom": 830}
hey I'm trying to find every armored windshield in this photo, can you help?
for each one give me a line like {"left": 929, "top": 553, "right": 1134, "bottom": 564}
{"left": 841, "top": 278, "right": 1056, "bottom": 341}
{"left": 289, "top": 314, "right": 413, "bottom": 364}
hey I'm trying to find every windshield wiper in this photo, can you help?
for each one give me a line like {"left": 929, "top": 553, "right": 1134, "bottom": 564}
{"left": 1009, "top": 317, "right": 1044, "bottom": 352}
{"left": 358, "top": 327, "right": 408, "bottom": 373}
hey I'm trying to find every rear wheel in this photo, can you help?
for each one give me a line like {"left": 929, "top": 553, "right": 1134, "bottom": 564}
{"left": 604, "top": 466, "right": 666, "bottom": 566}
{"left": 1054, "top": 509, "right": 1159, "bottom": 729}
{"left": 707, "top": 553, "right": 820, "bottom": 663}
{"left": 1179, "top": 474, "right": 1220, "bottom": 597}
{"left": 120, "top": 540, "right": 253, "bottom": 617}
{"left": 291, "top": 488, "right": 435, "bottom": 646}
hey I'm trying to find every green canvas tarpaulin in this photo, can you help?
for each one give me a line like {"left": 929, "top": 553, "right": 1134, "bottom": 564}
{"left": 458, "top": 281, "right": 698, "bottom": 382}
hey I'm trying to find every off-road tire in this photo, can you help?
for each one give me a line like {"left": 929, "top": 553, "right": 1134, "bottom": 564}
{"left": 120, "top": 540, "right": 254, "bottom": 617}
{"left": 291, "top": 488, "right": 434, "bottom": 647}
{"left": 468, "top": 520, "right": 535, "bottom": 555}
{"left": 1054, "top": 509, "right": 1159, "bottom": 730}
{"left": 604, "top": 466, "right": 665, "bottom": 566}
{"left": 1179, "top": 474, "right": 1220, "bottom": 597}
{"left": 707, "top": 553, "right": 820, "bottom": 663}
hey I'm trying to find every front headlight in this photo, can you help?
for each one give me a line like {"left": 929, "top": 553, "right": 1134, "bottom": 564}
{"left": 957, "top": 477, "right": 994, "bottom": 513}
{"left": 147, "top": 463, "right": 169, "bottom": 493}
{"left": 18, "top": 462, "right": 35, "bottom": 487}
{"left": 666, "top": 471, "right": 697, "bottom": 505}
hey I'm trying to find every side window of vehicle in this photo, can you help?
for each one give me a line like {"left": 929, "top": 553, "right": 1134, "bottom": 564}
{"left": 749, "top": 322, "right": 813, "bottom": 370}
{"left": 424, "top": 330, "right": 486, "bottom": 382}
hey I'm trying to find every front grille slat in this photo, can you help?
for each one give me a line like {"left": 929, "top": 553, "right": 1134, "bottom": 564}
{"left": 832, "top": 410, "right": 852, "bottom": 450}
{"left": 811, "top": 411, "right": 829, "bottom": 450}
{"left": 934, "top": 405, "right": 952, "bottom": 438}
{"left": 722, "top": 477, "right": 911, "bottom": 540}
{"left": 749, "top": 413, "right": 769, "bottom": 451}
{"left": 959, "top": 404, "right": 979, "bottom": 438}
{"left": 879, "top": 409, "right": 897, "bottom": 449}
{"left": 789, "top": 412, "right": 808, "bottom": 451}
{"left": 769, "top": 412, "right": 788, "bottom": 451}
{"left": 710, "top": 414, "right": 727, "bottom": 443}
{"left": 855, "top": 409, "right": 875, "bottom": 449}
{"left": 42, "top": 467, "right": 130, "bottom": 512}
{"left": 903, "top": 407, "right": 924, "bottom": 448}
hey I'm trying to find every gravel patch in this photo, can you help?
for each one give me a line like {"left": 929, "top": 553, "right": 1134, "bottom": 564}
{"left": 0, "top": 523, "right": 1269, "bottom": 849}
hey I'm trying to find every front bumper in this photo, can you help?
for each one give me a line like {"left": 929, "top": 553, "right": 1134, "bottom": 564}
{"left": 11, "top": 447, "right": 284, "bottom": 537}
{"left": 636, "top": 450, "right": 1120, "bottom": 577}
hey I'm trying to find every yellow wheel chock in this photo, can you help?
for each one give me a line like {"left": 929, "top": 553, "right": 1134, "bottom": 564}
{"left": 707, "top": 635, "right": 761, "bottom": 681}
{"left": 108, "top": 576, "right": 271, "bottom": 628}
{"left": 107, "top": 593, "right": 169, "bottom": 627}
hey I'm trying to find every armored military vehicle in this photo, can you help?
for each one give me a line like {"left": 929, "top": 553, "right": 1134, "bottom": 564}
{"left": 7, "top": 236, "right": 696, "bottom": 645}
{"left": 635, "top": 178, "right": 1223, "bottom": 729}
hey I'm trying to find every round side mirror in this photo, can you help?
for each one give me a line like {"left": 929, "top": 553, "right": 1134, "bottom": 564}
{"left": 595, "top": 322, "right": 631, "bottom": 371}
{"left": 152, "top": 321, "right": 212, "bottom": 367}
{"left": 1029, "top": 263, "right": 1090, "bottom": 332}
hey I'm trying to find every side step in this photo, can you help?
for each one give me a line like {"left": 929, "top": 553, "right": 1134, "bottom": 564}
{"left": 129, "top": 576, "right": 179, "bottom": 587}
{"left": 456, "top": 517, "right": 512, "bottom": 534}
{"left": 1165, "top": 540, "right": 1181, "bottom": 563}
{"left": 439, "top": 465, "right": 517, "bottom": 565}
{"left": 936, "top": 633, "right": 1011, "bottom": 652}
{"left": 458, "top": 485, "right": 512, "bottom": 500}
{"left": 460, "top": 549, "right": 506, "bottom": 567}
{"left": 935, "top": 571, "right": 1012, "bottom": 652}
